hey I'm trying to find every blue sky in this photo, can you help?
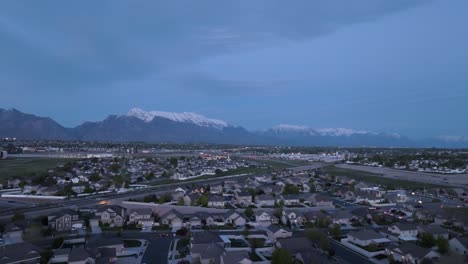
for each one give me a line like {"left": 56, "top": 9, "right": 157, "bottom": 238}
{"left": 0, "top": 0, "right": 467, "bottom": 138}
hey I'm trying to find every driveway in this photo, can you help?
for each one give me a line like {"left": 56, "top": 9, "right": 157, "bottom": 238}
{"left": 90, "top": 219, "right": 102, "bottom": 234}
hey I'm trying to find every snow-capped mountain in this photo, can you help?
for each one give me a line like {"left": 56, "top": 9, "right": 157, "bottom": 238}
{"left": 271, "top": 124, "right": 378, "bottom": 137}
{"left": 262, "top": 124, "right": 407, "bottom": 147}
{"left": 127, "top": 108, "right": 227, "bottom": 128}
{"left": 1, "top": 108, "right": 467, "bottom": 147}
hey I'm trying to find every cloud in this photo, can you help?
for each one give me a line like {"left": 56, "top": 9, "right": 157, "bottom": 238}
{"left": 0, "top": 0, "right": 428, "bottom": 92}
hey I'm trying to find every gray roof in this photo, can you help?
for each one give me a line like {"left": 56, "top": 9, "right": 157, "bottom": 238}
{"left": 454, "top": 236, "right": 468, "bottom": 249}
{"left": 388, "top": 242, "right": 432, "bottom": 259}
{"left": 394, "top": 223, "right": 418, "bottom": 231}
{"left": 349, "top": 230, "right": 385, "bottom": 241}
{"left": 0, "top": 242, "right": 41, "bottom": 264}
{"left": 192, "top": 231, "right": 223, "bottom": 245}
{"left": 417, "top": 225, "right": 449, "bottom": 235}
{"left": 129, "top": 208, "right": 153, "bottom": 215}
{"left": 192, "top": 243, "right": 223, "bottom": 263}
{"left": 282, "top": 194, "right": 300, "bottom": 200}
{"left": 256, "top": 194, "right": 274, "bottom": 201}
{"left": 68, "top": 247, "right": 91, "bottom": 262}
{"left": 209, "top": 195, "right": 225, "bottom": 202}
{"left": 267, "top": 225, "right": 291, "bottom": 233}
{"left": 221, "top": 251, "right": 249, "bottom": 264}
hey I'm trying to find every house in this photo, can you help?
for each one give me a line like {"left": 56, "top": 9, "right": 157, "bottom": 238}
{"left": 235, "top": 192, "right": 252, "bottom": 207}
{"left": 277, "top": 237, "right": 331, "bottom": 264}
{"left": 171, "top": 188, "right": 186, "bottom": 202}
{"left": 0, "top": 242, "right": 41, "bottom": 264}
{"left": 355, "top": 190, "right": 385, "bottom": 204}
{"left": 128, "top": 208, "right": 153, "bottom": 224}
{"left": 224, "top": 210, "right": 246, "bottom": 227}
{"left": 449, "top": 237, "right": 468, "bottom": 255}
{"left": 220, "top": 251, "right": 251, "bottom": 264}
{"left": 210, "top": 185, "right": 224, "bottom": 194}
{"left": 346, "top": 230, "right": 391, "bottom": 247}
{"left": 388, "top": 223, "right": 418, "bottom": 241}
{"left": 311, "top": 194, "right": 334, "bottom": 208}
{"left": 255, "top": 211, "right": 272, "bottom": 226}
{"left": 48, "top": 209, "right": 80, "bottom": 232}
{"left": 281, "top": 194, "right": 301, "bottom": 206}
{"left": 50, "top": 248, "right": 72, "bottom": 263}
{"left": 386, "top": 242, "right": 440, "bottom": 264}
{"left": 266, "top": 225, "right": 292, "bottom": 241}
{"left": 191, "top": 231, "right": 225, "bottom": 264}
{"left": 184, "top": 193, "right": 201, "bottom": 206}
{"left": 208, "top": 195, "right": 225, "bottom": 208}
{"left": 68, "top": 247, "right": 95, "bottom": 264}
{"left": 95, "top": 205, "right": 126, "bottom": 227}
{"left": 303, "top": 211, "right": 330, "bottom": 225}
{"left": 71, "top": 184, "right": 86, "bottom": 194}
{"left": 282, "top": 210, "right": 304, "bottom": 226}
{"left": 330, "top": 210, "right": 354, "bottom": 226}
{"left": 160, "top": 209, "right": 184, "bottom": 229}
{"left": 3, "top": 223, "right": 23, "bottom": 244}
{"left": 255, "top": 194, "right": 275, "bottom": 207}
{"left": 417, "top": 225, "right": 449, "bottom": 240}
{"left": 7, "top": 179, "right": 21, "bottom": 188}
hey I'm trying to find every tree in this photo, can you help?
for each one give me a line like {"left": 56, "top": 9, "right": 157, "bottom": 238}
{"left": 249, "top": 188, "right": 257, "bottom": 200}
{"left": 145, "top": 172, "right": 155, "bottom": 181}
{"left": 283, "top": 184, "right": 300, "bottom": 195}
{"left": 242, "top": 228, "right": 250, "bottom": 237}
{"left": 420, "top": 232, "right": 436, "bottom": 248}
{"left": 176, "top": 227, "right": 188, "bottom": 236}
{"left": 271, "top": 248, "right": 293, "bottom": 264}
{"left": 274, "top": 207, "right": 283, "bottom": 219}
{"left": 329, "top": 224, "right": 341, "bottom": 238}
{"left": 169, "top": 157, "right": 178, "bottom": 168}
{"left": 198, "top": 195, "right": 209, "bottom": 207}
{"left": 309, "top": 184, "right": 316, "bottom": 193}
{"left": 52, "top": 237, "right": 64, "bottom": 249}
{"left": 40, "top": 249, "right": 54, "bottom": 264}
{"left": 244, "top": 207, "right": 254, "bottom": 219}
{"left": 88, "top": 173, "right": 102, "bottom": 182}
{"left": 436, "top": 237, "right": 449, "bottom": 254}
{"left": 306, "top": 228, "right": 329, "bottom": 251}
{"left": 178, "top": 197, "right": 184, "bottom": 206}
{"left": 11, "top": 213, "right": 25, "bottom": 222}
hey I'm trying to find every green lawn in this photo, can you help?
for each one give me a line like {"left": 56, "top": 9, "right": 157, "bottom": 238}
{"left": 0, "top": 158, "right": 68, "bottom": 180}
{"left": 323, "top": 165, "right": 447, "bottom": 189}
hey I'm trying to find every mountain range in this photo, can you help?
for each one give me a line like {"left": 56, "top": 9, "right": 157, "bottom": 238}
{"left": 1, "top": 108, "right": 467, "bottom": 148}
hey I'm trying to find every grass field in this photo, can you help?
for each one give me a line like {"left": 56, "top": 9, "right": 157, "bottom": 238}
{"left": 255, "top": 159, "right": 300, "bottom": 170}
{"left": 323, "top": 165, "right": 447, "bottom": 189}
{"left": 0, "top": 158, "right": 68, "bottom": 180}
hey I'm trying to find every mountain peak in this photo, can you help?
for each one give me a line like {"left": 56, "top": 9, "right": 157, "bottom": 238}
{"left": 271, "top": 124, "right": 376, "bottom": 137}
{"left": 127, "top": 108, "right": 228, "bottom": 128}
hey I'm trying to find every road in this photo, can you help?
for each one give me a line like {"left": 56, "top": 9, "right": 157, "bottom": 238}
{"left": 336, "top": 164, "right": 468, "bottom": 188}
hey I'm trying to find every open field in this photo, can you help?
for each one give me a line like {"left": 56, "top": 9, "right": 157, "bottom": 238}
{"left": 336, "top": 164, "right": 468, "bottom": 188}
{"left": 323, "top": 165, "right": 451, "bottom": 189}
{"left": 0, "top": 158, "right": 68, "bottom": 180}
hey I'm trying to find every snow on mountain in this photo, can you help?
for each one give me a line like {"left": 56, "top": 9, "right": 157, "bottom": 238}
{"left": 127, "top": 108, "right": 228, "bottom": 128}
{"left": 315, "top": 128, "right": 375, "bottom": 137}
{"left": 273, "top": 124, "right": 310, "bottom": 131}
{"left": 436, "top": 135, "right": 468, "bottom": 142}
{"left": 272, "top": 124, "right": 374, "bottom": 137}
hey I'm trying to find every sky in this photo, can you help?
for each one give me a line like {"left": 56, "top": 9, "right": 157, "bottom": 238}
{"left": 0, "top": 0, "right": 467, "bottom": 138}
